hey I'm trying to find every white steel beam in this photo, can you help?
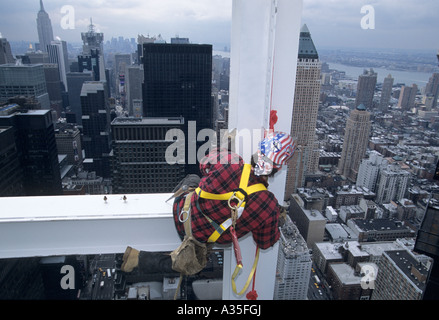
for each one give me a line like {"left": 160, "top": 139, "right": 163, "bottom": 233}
{"left": 225, "top": 0, "right": 303, "bottom": 300}
{"left": 0, "top": 194, "right": 181, "bottom": 259}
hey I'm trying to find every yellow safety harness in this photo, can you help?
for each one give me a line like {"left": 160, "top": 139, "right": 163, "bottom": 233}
{"left": 194, "top": 163, "right": 266, "bottom": 296}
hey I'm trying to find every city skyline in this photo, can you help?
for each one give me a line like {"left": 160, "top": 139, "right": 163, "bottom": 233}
{"left": 0, "top": 0, "right": 438, "bottom": 52}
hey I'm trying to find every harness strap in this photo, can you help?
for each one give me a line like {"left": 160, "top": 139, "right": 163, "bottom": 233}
{"left": 182, "top": 191, "right": 194, "bottom": 237}
{"left": 194, "top": 164, "right": 267, "bottom": 243}
{"left": 231, "top": 246, "right": 260, "bottom": 296}
{"left": 195, "top": 164, "right": 267, "bottom": 205}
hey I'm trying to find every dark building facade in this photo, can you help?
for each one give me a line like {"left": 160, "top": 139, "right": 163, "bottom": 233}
{"left": 355, "top": 69, "right": 377, "bottom": 110}
{"left": 111, "top": 117, "right": 186, "bottom": 194}
{"left": 0, "top": 126, "right": 24, "bottom": 196}
{"left": 0, "top": 109, "right": 62, "bottom": 196}
{"left": 142, "top": 43, "right": 213, "bottom": 174}
{"left": 80, "top": 81, "right": 111, "bottom": 178}
{"left": 414, "top": 198, "right": 439, "bottom": 299}
{"left": 66, "top": 71, "right": 94, "bottom": 125}
{"left": 78, "top": 49, "right": 102, "bottom": 81}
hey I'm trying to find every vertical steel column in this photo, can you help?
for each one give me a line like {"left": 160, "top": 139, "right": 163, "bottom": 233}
{"left": 224, "top": 0, "right": 303, "bottom": 300}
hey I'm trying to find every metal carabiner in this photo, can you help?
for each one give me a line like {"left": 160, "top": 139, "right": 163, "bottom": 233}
{"left": 228, "top": 192, "right": 244, "bottom": 210}
{"left": 178, "top": 208, "right": 190, "bottom": 223}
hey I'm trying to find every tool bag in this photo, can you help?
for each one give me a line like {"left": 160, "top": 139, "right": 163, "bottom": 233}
{"left": 170, "top": 190, "right": 212, "bottom": 276}
{"left": 170, "top": 164, "right": 266, "bottom": 278}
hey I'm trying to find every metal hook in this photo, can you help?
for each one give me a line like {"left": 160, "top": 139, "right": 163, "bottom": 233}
{"left": 178, "top": 208, "right": 190, "bottom": 223}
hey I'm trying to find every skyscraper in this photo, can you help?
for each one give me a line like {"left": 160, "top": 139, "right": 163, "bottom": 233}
{"left": 355, "top": 69, "right": 377, "bottom": 110}
{"left": 425, "top": 73, "right": 439, "bottom": 109}
{"left": 0, "top": 63, "right": 50, "bottom": 109}
{"left": 81, "top": 19, "right": 106, "bottom": 82}
{"left": 126, "top": 65, "right": 144, "bottom": 117}
{"left": 36, "top": 0, "right": 54, "bottom": 53}
{"left": 78, "top": 49, "right": 102, "bottom": 81}
{"left": 375, "top": 163, "right": 410, "bottom": 205}
{"left": 142, "top": 43, "right": 213, "bottom": 174}
{"left": 0, "top": 108, "right": 62, "bottom": 196}
{"left": 66, "top": 71, "right": 94, "bottom": 125}
{"left": 47, "top": 40, "right": 69, "bottom": 91}
{"left": 337, "top": 104, "right": 371, "bottom": 182}
{"left": 0, "top": 37, "right": 15, "bottom": 64}
{"left": 414, "top": 198, "right": 439, "bottom": 299}
{"left": 397, "top": 84, "right": 418, "bottom": 110}
{"left": 80, "top": 81, "right": 111, "bottom": 178}
{"left": 379, "top": 74, "right": 394, "bottom": 112}
{"left": 285, "top": 24, "right": 321, "bottom": 199}
{"left": 372, "top": 250, "right": 431, "bottom": 300}
{"left": 274, "top": 216, "right": 312, "bottom": 300}
{"left": 356, "top": 150, "right": 388, "bottom": 192}
{"left": 0, "top": 126, "right": 24, "bottom": 196}
{"left": 111, "top": 117, "right": 186, "bottom": 194}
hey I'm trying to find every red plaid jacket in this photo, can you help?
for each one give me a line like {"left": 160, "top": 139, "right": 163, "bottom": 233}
{"left": 173, "top": 148, "right": 280, "bottom": 249}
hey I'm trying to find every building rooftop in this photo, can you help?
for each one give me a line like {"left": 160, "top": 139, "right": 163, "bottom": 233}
{"left": 279, "top": 217, "right": 309, "bottom": 258}
{"left": 314, "top": 242, "right": 343, "bottom": 260}
{"left": 353, "top": 219, "right": 412, "bottom": 233}
{"left": 329, "top": 263, "right": 360, "bottom": 285}
{"left": 298, "top": 24, "right": 318, "bottom": 60}
{"left": 111, "top": 116, "right": 184, "bottom": 126}
{"left": 385, "top": 250, "right": 430, "bottom": 291}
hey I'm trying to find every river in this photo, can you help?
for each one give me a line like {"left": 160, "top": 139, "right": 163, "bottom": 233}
{"left": 325, "top": 62, "right": 434, "bottom": 88}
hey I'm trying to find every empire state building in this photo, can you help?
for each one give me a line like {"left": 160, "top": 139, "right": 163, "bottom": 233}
{"left": 36, "top": 0, "right": 54, "bottom": 53}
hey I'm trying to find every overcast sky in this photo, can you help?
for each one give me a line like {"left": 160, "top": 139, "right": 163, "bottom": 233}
{"left": 0, "top": 0, "right": 438, "bottom": 52}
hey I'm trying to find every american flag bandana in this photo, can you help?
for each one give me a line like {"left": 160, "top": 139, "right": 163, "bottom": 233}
{"left": 255, "top": 132, "right": 296, "bottom": 176}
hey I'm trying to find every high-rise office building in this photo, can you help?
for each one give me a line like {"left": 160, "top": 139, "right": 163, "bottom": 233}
{"left": 114, "top": 54, "right": 132, "bottom": 108}
{"left": 355, "top": 69, "right": 377, "bottom": 110}
{"left": 80, "top": 81, "right": 111, "bottom": 178}
{"left": 0, "top": 108, "right": 62, "bottom": 196}
{"left": 42, "top": 63, "right": 63, "bottom": 119}
{"left": 356, "top": 151, "right": 388, "bottom": 192}
{"left": 66, "top": 71, "right": 93, "bottom": 125}
{"left": 47, "top": 40, "right": 69, "bottom": 92}
{"left": 425, "top": 73, "right": 439, "bottom": 109}
{"left": 284, "top": 24, "right": 321, "bottom": 199}
{"left": 36, "top": 0, "right": 54, "bottom": 53}
{"left": 0, "top": 63, "right": 50, "bottom": 109}
{"left": 126, "top": 65, "right": 143, "bottom": 117}
{"left": 372, "top": 250, "right": 431, "bottom": 300}
{"left": 379, "top": 74, "right": 394, "bottom": 111}
{"left": 0, "top": 125, "right": 24, "bottom": 196}
{"left": 274, "top": 216, "right": 312, "bottom": 300}
{"left": 375, "top": 164, "right": 410, "bottom": 204}
{"left": 142, "top": 43, "right": 213, "bottom": 174}
{"left": 0, "top": 37, "right": 15, "bottom": 65}
{"left": 414, "top": 198, "right": 439, "bottom": 299}
{"left": 111, "top": 117, "right": 186, "bottom": 194}
{"left": 81, "top": 20, "right": 106, "bottom": 82}
{"left": 78, "top": 49, "right": 102, "bottom": 81}
{"left": 337, "top": 104, "right": 371, "bottom": 182}
{"left": 397, "top": 84, "right": 418, "bottom": 110}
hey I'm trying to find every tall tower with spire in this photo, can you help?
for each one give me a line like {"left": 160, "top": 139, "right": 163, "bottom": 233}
{"left": 80, "top": 18, "right": 106, "bottom": 82}
{"left": 36, "top": 0, "right": 54, "bottom": 53}
{"left": 81, "top": 18, "right": 104, "bottom": 55}
{"left": 284, "top": 24, "right": 322, "bottom": 199}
